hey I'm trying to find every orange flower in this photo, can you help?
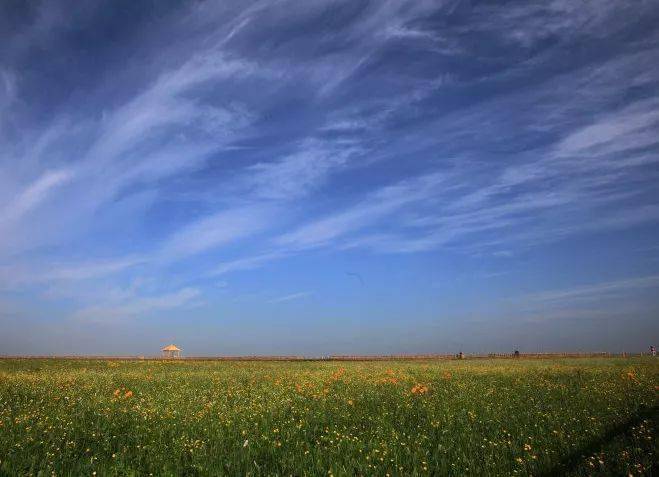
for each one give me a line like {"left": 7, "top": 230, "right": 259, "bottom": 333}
{"left": 331, "top": 368, "right": 346, "bottom": 380}
{"left": 113, "top": 389, "right": 121, "bottom": 398}
{"left": 124, "top": 390, "right": 133, "bottom": 398}
{"left": 411, "top": 384, "right": 429, "bottom": 395}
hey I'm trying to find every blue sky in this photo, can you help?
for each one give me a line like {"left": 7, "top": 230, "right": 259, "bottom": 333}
{"left": 1, "top": 0, "right": 658, "bottom": 355}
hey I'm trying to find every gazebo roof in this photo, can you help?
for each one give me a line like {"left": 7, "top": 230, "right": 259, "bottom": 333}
{"left": 161, "top": 344, "right": 181, "bottom": 351}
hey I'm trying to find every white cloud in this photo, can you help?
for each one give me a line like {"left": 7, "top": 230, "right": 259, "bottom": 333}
{"left": 72, "top": 287, "right": 201, "bottom": 321}
{"left": 0, "top": 45, "right": 263, "bottom": 259}
{"left": 522, "top": 275, "right": 659, "bottom": 304}
{"left": 503, "top": 274, "right": 659, "bottom": 324}
{"left": 0, "top": 169, "right": 73, "bottom": 225}
{"left": 158, "top": 205, "right": 274, "bottom": 261}
{"left": 0, "top": 69, "right": 17, "bottom": 122}
{"left": 44, "top": 258, "right": 143, "bottom": 281}
{"left": 0, "top": 256, "right": 143, "bottom": 290}
{"left": 246, "top": 139, "right": 362, "bottom": 200}
{"left": 270, "top": 291, "right": 313, "bottom": 303}
{"left": 277, "top": 172, "right": 447, "bottom": 249}
{"left": 555, "top": 98, "right": 659, "bottom": 158}
{"left": 210, "top": 250, "right": 289, "bottom": 276}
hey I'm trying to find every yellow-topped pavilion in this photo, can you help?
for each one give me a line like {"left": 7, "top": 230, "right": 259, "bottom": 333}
{"left": 161, "top": 344, "right": 181, "bottom": 358}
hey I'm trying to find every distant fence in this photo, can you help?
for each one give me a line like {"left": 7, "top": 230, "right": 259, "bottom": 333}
{"left": 325, "top": 352, "right": 643, "bottom": 360}
{"left": 0, "top": 352, "right": 648, "bottom": 361}
{"left": 0, "top": 355, "right": 306, "bottom": 361}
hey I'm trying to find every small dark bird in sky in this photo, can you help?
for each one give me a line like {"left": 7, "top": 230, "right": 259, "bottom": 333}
{"left": 346, "top": 272, "right": 365, "bottom": 286}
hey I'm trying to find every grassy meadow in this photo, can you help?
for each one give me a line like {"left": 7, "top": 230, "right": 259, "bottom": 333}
{"left": 0, "top": 357, "right": 656, "bottom": 476}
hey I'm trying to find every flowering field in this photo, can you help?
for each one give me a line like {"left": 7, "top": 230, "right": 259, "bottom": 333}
{"left": 0, "top": 358, "right": 656, "bottom": 476}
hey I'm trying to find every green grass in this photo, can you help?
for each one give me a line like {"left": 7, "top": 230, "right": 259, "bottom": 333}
{"left": 0, "top": 357, "right": 656, "bottom": 476}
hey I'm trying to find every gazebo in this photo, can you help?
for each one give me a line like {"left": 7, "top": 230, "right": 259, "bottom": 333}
{"left": 161, "top": 344, "right": 181, "bottom": 358}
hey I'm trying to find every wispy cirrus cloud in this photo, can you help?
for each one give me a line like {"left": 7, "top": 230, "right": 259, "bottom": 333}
{"left": 521, "top": 275, "right": 659, "bottom": 305}
{"left": 157, "top": 205, "right": 275, "bottom": 262}
{"left": 207, "top": 82, "right": 659, "bottom": 266}
{"left": 72, "top": 287, "right": 201, "bottom": 322}
{"left": 0, "top": 169, "right": 73, "bottom": 226}
{"left": 210, "top": 250, "right": 290, "bottom": 277}
{"left": 0, "top": 69, "right": 17, "bottom": 131}
{"left": 497, "top": 274, "right": 659, "bottom": 325}
{"left": 270, "top": 291, "right": 313, "bottom": 304}
{"left": 0, "top": 256, "right": 143, "bottom": 290}
{"left": 276, "top": 172, "right": 449, "bottom": 250}
{"left": 555, "top": 98, "right": 659, "bottom": 158}
{"left": 245, "top": 139, "right": 364, "bottom": 201}
{"left": 0, "top": 21, "right": 271, "bottom": 258}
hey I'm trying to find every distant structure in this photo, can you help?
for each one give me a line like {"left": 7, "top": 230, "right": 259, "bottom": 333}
{"left": 161, "top": 344, "right": 182, "bottom": 358}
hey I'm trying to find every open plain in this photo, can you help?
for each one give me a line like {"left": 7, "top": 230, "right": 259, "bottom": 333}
{"left": 0, "top": 357, "right": 656, "bottom": 476}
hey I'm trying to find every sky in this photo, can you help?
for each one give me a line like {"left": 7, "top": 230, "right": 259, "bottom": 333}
{"left": 1, "top": 0, "right": 658, "bottom": 356}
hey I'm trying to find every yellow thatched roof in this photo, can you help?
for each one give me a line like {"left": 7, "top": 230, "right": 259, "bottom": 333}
{"left": 161, "top": 344, "right": 181, "bottom": 351}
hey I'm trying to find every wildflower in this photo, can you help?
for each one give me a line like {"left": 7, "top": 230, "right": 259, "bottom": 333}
{"left": 124, "top": 390, "right": 133, "bottom": 398}
{"left": 331, "top": 368, "right": 346, "bottom": 380}
{"left": 243, "top": 439, "right": 249, "bottom": 448}
{"left": 524, "top": 444, "right": 532, "bottom": 451}
{"left": 411, "top": 384, "right": 429, "bottom": 395}
{"left": 113, "top": 389, "right": 120, "bottom": 398}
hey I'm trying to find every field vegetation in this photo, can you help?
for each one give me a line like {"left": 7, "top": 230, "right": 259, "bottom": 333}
{"left": 0, "top": 357, "right": 656, "bottom": 476}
